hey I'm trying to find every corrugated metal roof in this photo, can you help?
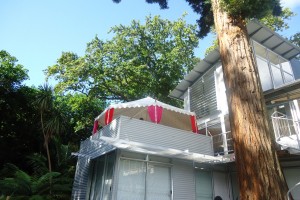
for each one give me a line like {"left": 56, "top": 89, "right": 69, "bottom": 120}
{"left": 170, "top": 20, "right": 300, "bottom": 100}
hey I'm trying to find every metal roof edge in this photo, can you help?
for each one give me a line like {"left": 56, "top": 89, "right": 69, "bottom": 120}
{"left": 170, "top": 19, "right": 300, "bottom": 99}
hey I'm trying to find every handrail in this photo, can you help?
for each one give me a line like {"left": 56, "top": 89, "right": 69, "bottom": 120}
{"left": 271, "top": 111, "right": 300, "bottom": 150}
{"left": 211, "top": 131, "right": 233, "bottom": 155}
{"left": 287, "top": 181, "right": 300, "bottom": 200}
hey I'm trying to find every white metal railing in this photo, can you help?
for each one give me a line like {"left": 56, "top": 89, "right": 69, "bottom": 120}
{"left": 211, "top": 131, "right": 234, "bottom": 156}
{"left": 271, "top": 111, "right": 300, "bottom": 150}
{"left": 287, "top": 181, "right": 300, "bottom": 200}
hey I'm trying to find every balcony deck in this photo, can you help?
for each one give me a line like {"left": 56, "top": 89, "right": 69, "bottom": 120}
{"left": 73, "top": 116, "right": 235, "bottom": 164}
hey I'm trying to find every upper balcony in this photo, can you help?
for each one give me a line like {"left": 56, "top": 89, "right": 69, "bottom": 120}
{"left": 75, "top": 115, "right": 232, "bottom": 164}
{"left": 73, "top": 97, "right": 232, "bottom": 163}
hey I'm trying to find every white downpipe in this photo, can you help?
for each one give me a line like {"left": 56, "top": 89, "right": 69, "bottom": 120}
{"left": 220, "top": 116, "right": 228, "bottom": 155}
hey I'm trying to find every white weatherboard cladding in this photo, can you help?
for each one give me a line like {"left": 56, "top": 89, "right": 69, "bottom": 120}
{"left": 190, "top": 66, "right": 218, "bottom": 118}
{"left": 71, "top": 157, "right": 91, "bottom": 200}
{"left": 118, "top": 116, "right": 213, "bottom": 156}
{"left": 183, "top": 88, "right": 191, "bottom": 112}
{"left": 215, "top": 64, "right": 228, "bottom": 114}
{"left": 172, "top": 160, "right": 196, "bottom": 200}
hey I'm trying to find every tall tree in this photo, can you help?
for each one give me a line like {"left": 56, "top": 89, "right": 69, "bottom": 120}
{"left": 55, "top": 94, "right": 105, "bottom": 141}
{"left": 46, "top": 15, "right": 199, "bottom": 105}
{"left": 112, "top": 0, "right": 290, "bottom": 199}
{"left": 0, "top": 50, "right": 41, "bottom": 170}
{"left": 35, "top": 84, "right": 54, "bottom": 175}
{"left": 35, "top": 84, "right": 65, "bottom": 175}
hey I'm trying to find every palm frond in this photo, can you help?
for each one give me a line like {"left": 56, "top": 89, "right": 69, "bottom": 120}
{"left": 34, "top": 172, "right": 61, "bottom": 194}
{"left": 26, "top": 153, "right": 48, "bottom": 177}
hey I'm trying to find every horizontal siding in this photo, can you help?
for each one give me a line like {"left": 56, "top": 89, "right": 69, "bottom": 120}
{"left": 191, "top": 66, "right": 217, "bottom": 118}
{"left": 119, "top": 116, "right": 213, "bottom": 156}
{"left": 173, "top": 160, "right": 195, "bottom": 200}
{"left": 72, "top": 138, "right": 116, "bottom": 199}
{"left": 72, "top": 157, "right": 91, "bottom": 200}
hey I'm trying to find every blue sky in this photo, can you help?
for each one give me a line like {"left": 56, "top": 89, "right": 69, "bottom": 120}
{"left": 1, "top": 0, "right": 299, "bottom": 87}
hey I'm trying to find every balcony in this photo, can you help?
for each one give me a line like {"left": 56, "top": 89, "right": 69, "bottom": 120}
{"left": 271, "top": 111, "right": 300, "bottom": 154}
{"left": 75, "top": 116, "right": 232, "bottom": 163}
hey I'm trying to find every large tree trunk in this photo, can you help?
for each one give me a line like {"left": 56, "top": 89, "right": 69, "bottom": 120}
{"left": 211, "top": 0, "right": 288, "bottom": 199}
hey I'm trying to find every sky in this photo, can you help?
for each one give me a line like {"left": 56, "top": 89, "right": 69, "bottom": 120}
{"left": 1, "top": 0, "right": 300, "bottom": 87}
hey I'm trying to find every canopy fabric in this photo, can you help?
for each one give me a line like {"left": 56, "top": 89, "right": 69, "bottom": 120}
{"left": 94, "top": 97, "right": 198, "bottom": 132}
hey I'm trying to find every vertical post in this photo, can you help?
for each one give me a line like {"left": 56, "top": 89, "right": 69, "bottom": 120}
{"left": 290, "top": 100, "right": 300, "bottom": 149}
{"left": 187, "top": 87, "right": 191, "bottom": 112}
{"left": 220, "top": 115, "right": 228, "bottom": 155}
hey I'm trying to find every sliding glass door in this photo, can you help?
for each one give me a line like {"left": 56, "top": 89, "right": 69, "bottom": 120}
{"left": 117, "top": 159, "right": 146, "bottom": 200}
{"left": 87, "top": 151, "right": 116, "bottom": 200}
{"left": 117, "top": 159, "right": 172, "bottom": 200}
{"left": 195, "top": 170, "right": 213, "bottom": 200}
{"left": 146, "top": 164, "right": 172, "bottom": 200}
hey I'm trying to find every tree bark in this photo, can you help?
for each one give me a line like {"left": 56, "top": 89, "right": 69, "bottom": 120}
{"left": 211, "top": 0, "right": 288, "bottom": 199}
{"left": 41, "top": 111, "right": 52, "bottom": 194}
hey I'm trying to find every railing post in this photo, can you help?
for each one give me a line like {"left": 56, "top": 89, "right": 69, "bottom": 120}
{"left": 220, "top": 116, "right": 228, "bottom": 155}
{"left": 290, "top": 100, "right": 300, "bottom": 149}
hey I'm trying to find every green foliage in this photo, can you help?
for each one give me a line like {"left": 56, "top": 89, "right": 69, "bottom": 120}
{"left": 204, "top": 8, "right": 296, "bottom": 56}
{"left": 0, "top": 50, "right": 28, "bottom": 91}
{"left": 55, "top": 94, "right": 104, "bottom": 140}
{"left": 221, "top": 0, "right": 281, "bottom": 18}
{"left": 290, "top": 32, "right": 300, "bottom": 47}
{"left": 290, "top": 32, "right": 300, "bottom": 59}
{"left": 46, "top": 15, "right": 199, "bottom": 105}
{"left": 118, "top": 0, "right": 282, "bottom": 38}
{"left": 204, "top": 34, "right": 218, "bottom": 56}
{"left": 0, "top": 163, "right": 70, "bottom": 199}
{"left": 0, "top": 51, "right": 41, "bottom": 169}
{"left": 0, "top": 51, "right": 75, "bottom": 199}
{"left": 0, "top": 151, "right": 74, "bottom": 199}
{"left": 260, "top": 8, "right": 296, "bottom": 32}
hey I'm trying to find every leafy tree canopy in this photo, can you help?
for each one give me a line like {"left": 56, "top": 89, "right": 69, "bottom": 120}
{"left": 55, "top": 94, "right": 105, "bottom": 141}
{"left": 290, "top": 32, "right": 300, "bottom": 47}
{"left": 113, "top": 0, "right": 282, "bottom": 38}
{"left": 0, "top": 50, "right": 28, "bottom": 92}
{"left": 0, "top": 51, "right": 41, "bottom": 169}
{"left": 46, "top": 15, "right": 199, "bottom": 104}
{"left": 260, "top": 7, "right": 296, "bottom": 32}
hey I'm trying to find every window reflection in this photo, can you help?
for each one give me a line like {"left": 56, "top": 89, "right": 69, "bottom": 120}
{"left": 253, "top": 41, "right": 294, "bottom": 91}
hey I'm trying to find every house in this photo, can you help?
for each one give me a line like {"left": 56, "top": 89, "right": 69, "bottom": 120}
{"left": 72, "top": 20, "right": 300, "bottom": 200}
{"left": 72, "top": 97, "right": 230, "bottom": 200}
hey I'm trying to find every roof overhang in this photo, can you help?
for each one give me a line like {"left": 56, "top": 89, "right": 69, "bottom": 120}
{"left": 73, "top": 137, "right": 233, "bottom": 164}
{"left": 265, "top": 79, "right": 300, "bottom": 104}
{"left": 170, "top": 20, "right": 300, "bottom": 100}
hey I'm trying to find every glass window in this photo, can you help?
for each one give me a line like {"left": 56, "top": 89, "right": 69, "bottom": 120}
{"left": 253, "top": 41, "right": 267, "bottom": 59}
{"left": 195, "top": 170, "right": 213, "bottom": 200}
{"left": 146, "top": 164, "right": 172, "bottom": 200}
{"left": 117, "top": 159, "right": 146, "bottom": 200}
{"left": 89, "top": 156, "right": 106, "bottom": 200}
{"left": 253, "top": 40, "right": 295, "bottom": 89}
{"left": 117, "top": 158, "right": 172, "bottom": 200}
{"left": 256, "top": 56, "right": 273, "bottom": 91}
{"left": 87, "top": 151, "right": 116, "bottom": 200}
{"left": 268, "top": 51, "right": 284, "bottom": 88}
{"left": 102, "top": 152, "right": 116, "bottom": 200}
{"left": 268, "top": 50, "right": 280, "bottom": 65}
{"left": 279, "top": 57, "right": 294, "bottom": 83}
{"left": 271, "top": 64, "right": 284, "bottom": 88}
